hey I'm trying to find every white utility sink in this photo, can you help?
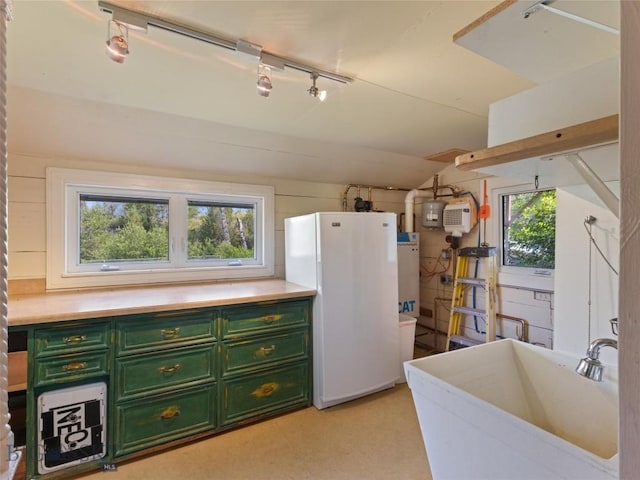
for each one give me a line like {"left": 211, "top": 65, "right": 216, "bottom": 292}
{"left": 405, "top": 339, "right": 618, "bottom": 479}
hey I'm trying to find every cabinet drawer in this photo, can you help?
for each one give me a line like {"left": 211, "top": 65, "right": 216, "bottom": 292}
{"left": 114, "top": 384, "right": 216, "bottom": 457}
{"left": 34, "top": 351, "right": 109, "bottom": 387}
{"left": 221, "top": 300, "right": 309, "bottom": 339}
{"left": 220, "top": 363, "right": 309, "bottom": 425}
{"left": 222, "top": 330, "right": 308, "bottom": 376}
{"left": 116, "top": 344, "right": 216, "bottom": 400}
{"left": 117, "top": 310, "right": 216, "bottom": 355}
{"left": 34, "top": 322, "right": 109, "bottom": 357}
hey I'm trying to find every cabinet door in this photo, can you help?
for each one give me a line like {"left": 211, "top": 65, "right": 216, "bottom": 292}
{"left": 116, "top": 344, "right": 216, "bottom": 400}
{"left": 116, "top": 310, "right": 216, "bottom": 355}
{"left": 220, "top": 363, "right": 309, "bottom": 426}
{"left": 114, "top": 384, "right": 216, "bottom": 457}
{"left": 221, "top": 329, "right": 308, "bottom": 376}
{"left": 34, "top": 322, "right": 109, "bottom": 357}
{"left": 34, "top": 351, "right": 110, "bottom": 387}
{"left": 221, "top": 300, "right": 309, "bottom": 339}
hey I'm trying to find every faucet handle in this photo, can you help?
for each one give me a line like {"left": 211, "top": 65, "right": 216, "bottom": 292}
{"left": 610, "top": 317, "right": 618, "bottom": 336}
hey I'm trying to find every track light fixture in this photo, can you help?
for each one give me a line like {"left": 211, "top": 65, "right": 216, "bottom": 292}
{"left": 308, "top": 72, "right": 327, "bottom": 102}
{"left": 98, "top": 1, "right": 354, "bottom": 91}
{"left": 106, "top": 20, "right": 129, "bottom": 63}
{"left": 256, "top": 64, "right": 272, "bottom": 98}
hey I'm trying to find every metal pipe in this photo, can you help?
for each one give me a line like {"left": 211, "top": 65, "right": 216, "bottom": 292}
{"left": 433, "top": 296, "right": 453, "bottom": 351}
{"left": 404, "top": 178, "right": 460, "bottom": 232}
{"left": 566, "top": 153, "right": 619, "bottom": 218}
{"left": 432, "top": 297, "right": 529, "bottom": 343}
{"left": 496, "top": 313, "right": 530, "bottom": 343}
{"left": 341, "top": 183, "right": 410, "bottom": 212}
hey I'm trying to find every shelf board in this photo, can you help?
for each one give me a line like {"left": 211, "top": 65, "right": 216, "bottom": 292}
{"left": 424, "top": 148, "right": 470, "bottom": 164}
{"left": 453, "top": 0, "right": 516, "bottom": 43}
{"left": 455, "top": 114, "right": 619, "bottom": 171}
{"left": 452, "top": 0, "right": 619, "bottom": 84}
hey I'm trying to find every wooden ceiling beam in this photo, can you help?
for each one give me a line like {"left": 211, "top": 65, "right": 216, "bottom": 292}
{"left": 453, "top": 0, "right": 516, "bottom": 42}
{"left": 424, "top": 148, "right": 470, "bottom": 163}
{"left": 455, "top": 114, "right": 619, "bottom": 170}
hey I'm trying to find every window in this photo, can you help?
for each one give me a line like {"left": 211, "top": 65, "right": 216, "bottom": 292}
{"left": 47, "top": 168, "right": 274, "bottom": 289}
{"left": 501, "top": 189, "right": 556, "bottom": 269}
{"left": 79, "top": 195, "right": 170, "bottom": 266}
{"left": 490, "top": 182, "right": 557, "bottom": 291}
{"left": 187, "top": 200, "right": 254, "bottom": 262}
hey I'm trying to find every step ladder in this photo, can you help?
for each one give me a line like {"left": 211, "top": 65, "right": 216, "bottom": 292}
{"left": 446, "top": 246, "right": 497, "bottom": 351}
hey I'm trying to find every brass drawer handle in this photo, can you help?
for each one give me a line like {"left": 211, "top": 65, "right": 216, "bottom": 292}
{"left": 262, "top": 314, "right": 282, "bottom": 324}
{"left": 256, "top": 345, "right": 276, "bottom": 357}
{"left": 252, "top": 382, "right": 279, "bottom": 398}
{"left": 160, "top": 406, "right": 180, "bottom": 419}
{"left": 159, "top": 364, "right": 182, "bottom": 374}
{"left": 63, "top": 334, "right": 87, "bottom": 344}
{"left": 62, "top": 361, "right": 87, "bottom": 371}
{"left": 160, "top": 328, "right": 180, "bottom": 339}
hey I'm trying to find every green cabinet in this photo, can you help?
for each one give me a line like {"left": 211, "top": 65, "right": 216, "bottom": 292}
{"left": 114, "top": 384, "right": 217, "bottom": 457}
{"left": 221, "top": 329, "right": 308, "bottom": 375}
{"left": 34, "top": 322, "right": 110, "bottom": 357}
{"left": 28, "top": 320, "right": 111, "bottom": 479}
{"left": 116, "top": 310, "right": 216, "bottom": 354}
{"left": 220, "top": 363, "right": 309, "bottom": 425}
{"left": 113, "top": 309, "right": 218, "bottom": 456}
{"left": 219, "top": 300, "right": 311, "bottom": 428}
{"left": 221, "top": 301, "right": 309, "bottom": 338}
{"left": 116, "top": 344, "right": 216, "bottom": 400}
{"left": 22, "top": 296, "right": 313, "bottom": 479}
{"left": 34, "top": 350, "right": 110, "bottom": 387}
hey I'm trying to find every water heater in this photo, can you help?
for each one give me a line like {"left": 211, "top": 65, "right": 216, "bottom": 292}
{"left": 397, "top": 232, "right": 419, "bottom": 317}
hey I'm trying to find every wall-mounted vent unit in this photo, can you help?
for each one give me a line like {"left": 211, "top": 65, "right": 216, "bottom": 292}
{"left": 443, "top": 202, "right": 472, "bottom": 237}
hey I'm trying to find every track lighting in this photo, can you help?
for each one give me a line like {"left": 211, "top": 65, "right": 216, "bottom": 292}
{"left": 98, "top": 1, "right": 354, "bottom": 90}
{"left": 308, "top": 72, "right": 327, "bottom": 102}
{"left": 106, "top": 20, "right": 129, "bottom": 63}
{"left": 256, "top": 64, "right": 272, "bottom": 98}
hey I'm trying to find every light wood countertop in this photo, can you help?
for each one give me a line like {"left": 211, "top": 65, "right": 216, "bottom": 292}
{"left": 8, "top": 279, "right": 316, "bottom": 327}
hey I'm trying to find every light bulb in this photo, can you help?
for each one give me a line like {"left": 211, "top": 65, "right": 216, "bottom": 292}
{"left": 106, "top": 35, "right": 128, "bottom": 63}
{"left": 256, "top": 64, "right": 272, "bottom": 97}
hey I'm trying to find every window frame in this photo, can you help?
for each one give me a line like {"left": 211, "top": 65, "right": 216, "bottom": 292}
{"left": 489, "top": 180, "right": 556, "bottom": 291}
{"left": 47, "top": 168, "right": 274, "bottom": 290}
{"left": 72, "top": 188, "right": 172, "bottom": 272}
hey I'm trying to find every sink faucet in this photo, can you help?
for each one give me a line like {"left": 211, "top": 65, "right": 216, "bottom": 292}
{"left": 575, "top": 338, "right": 618, "bottom": 382}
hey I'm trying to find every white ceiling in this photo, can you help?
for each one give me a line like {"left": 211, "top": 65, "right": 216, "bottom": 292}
{"left": 5, "top": 1, "right": 618, "bottom": 189}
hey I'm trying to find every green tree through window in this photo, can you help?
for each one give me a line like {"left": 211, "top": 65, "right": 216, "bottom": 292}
{"left": 80, "top": 196, "right": 256, "bottom": 265}
{"left": 501, "top": 189, "right": 556, "bottom": 269}
{"left": 187, "top": 201, "right": 255, "bottom": 260}
{"left": 79, "top": 196, "right": 169, "bottom": 264}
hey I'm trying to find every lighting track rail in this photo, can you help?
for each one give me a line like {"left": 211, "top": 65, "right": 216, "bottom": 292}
{"left": 97, "top": 1, "right": 354, "bottom": 84}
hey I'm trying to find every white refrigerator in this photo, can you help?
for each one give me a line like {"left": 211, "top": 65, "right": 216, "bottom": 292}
{"left": 285, "top": 212, "right": 400, "bottom": 409}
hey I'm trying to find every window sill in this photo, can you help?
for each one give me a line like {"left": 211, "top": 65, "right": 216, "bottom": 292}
{"left": 497, "top": 270, "right": 554, "bottom": 292}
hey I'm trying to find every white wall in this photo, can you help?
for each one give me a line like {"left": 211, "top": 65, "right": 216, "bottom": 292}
{"left": 8, "top": 152, "right": 407, "bottom": 285}
{"left": 554, "top": 186, "right": 619, "bottom": 365}
{"left": 488, "top": 57, "right": 619, "bottom": 147}
{"left": 423, "top": 165, "right": 620, "bottom": 355}
{"left": 410, "top": 164, "right": 555, "bottom": 351}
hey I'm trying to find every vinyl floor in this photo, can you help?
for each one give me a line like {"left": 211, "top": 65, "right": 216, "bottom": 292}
{"left": 73, "top": 383, "right": 432, "bottom": 480}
